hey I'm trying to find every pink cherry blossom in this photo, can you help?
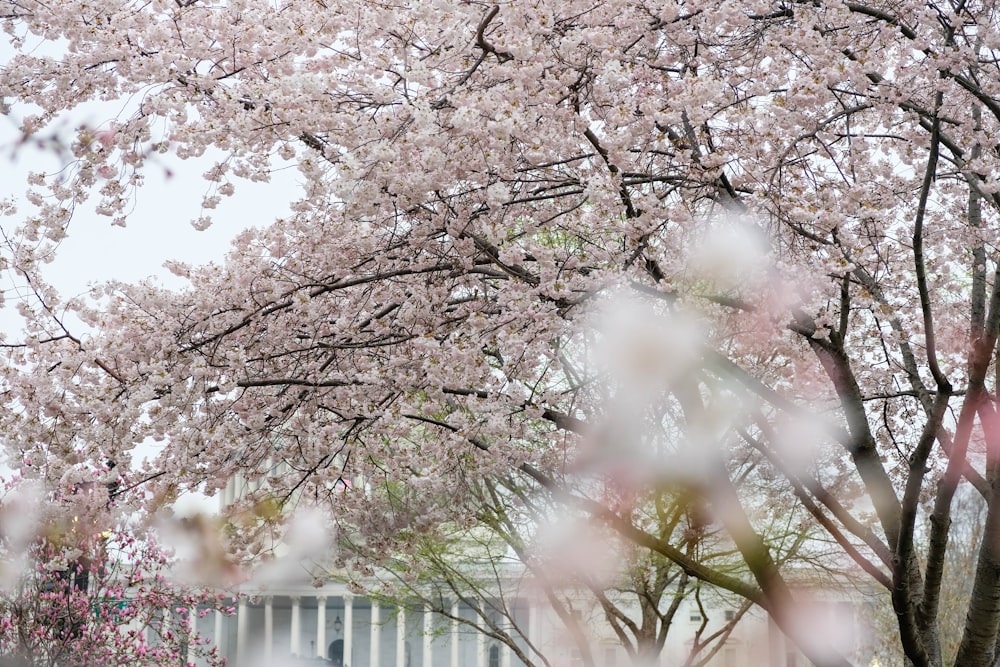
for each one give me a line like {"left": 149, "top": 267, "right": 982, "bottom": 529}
{"left": 4, "top": 1, "right": 1000, "bottom": 665}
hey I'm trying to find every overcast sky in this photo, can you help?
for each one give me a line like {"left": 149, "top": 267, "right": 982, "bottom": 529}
{"left": 0, "top": 88, "right": 299, "bottom": 515}
{"left": 1, "top": 109, "right": 297, "bottom": 299}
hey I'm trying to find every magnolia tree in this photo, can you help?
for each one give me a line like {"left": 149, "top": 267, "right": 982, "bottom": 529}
{"left": 6, "top": 0, "right": 1000, "bottom": 665}
{"left": 0, "top": 477, "right": 225, "bottom": 667}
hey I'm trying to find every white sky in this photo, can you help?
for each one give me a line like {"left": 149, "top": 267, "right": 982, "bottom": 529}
{"left": 0, "top": 112, "right": 297, "bottom": 297}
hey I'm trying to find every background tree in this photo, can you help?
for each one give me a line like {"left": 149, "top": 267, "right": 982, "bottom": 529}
{"left": 340, "top": 474, "right": 755, "bottom": 667}
{"left": 6, "top": 1, "right": 1000, "bottom": 666}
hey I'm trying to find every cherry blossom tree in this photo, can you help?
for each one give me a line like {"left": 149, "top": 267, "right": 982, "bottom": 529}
{"left": 6, "top": 1, "right": 1000, "bottom": 666}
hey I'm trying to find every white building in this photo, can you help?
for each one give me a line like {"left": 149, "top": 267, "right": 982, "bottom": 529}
{"left": 193, "top": 475, "right": 869, "bottom": 667}
{"left": 187, "top": 580, "right": 867, "bottom": 667}
{"left": 197, "top": 586, "right": 530, "bottom": 667}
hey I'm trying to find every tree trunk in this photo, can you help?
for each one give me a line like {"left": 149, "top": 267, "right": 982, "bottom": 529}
{"left": 955, "top": 490, "right": 1000, "bottom": 666}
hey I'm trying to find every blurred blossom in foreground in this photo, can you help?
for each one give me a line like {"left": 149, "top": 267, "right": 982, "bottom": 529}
{"left": 156, "top": 511, "right": 243, "bottom": 587}
{"left": 586, "top": 293, "right": 716, "bottom": 486}
{"left": 594, "top": 293, "right": 705, "bottom": 399}
{"left": 688, "top": 216, "right": 772, "bottom": 292}
{"left": 770, "top": 412, "right": 826, "bottom": 478}
{"left": 251, "top": 506, "right": 335, "bottom": 587}
{"left": 0, "top": 479, "right": 42, "bottom": 590}
{"left": 784, "top": 595, "right": 861, "bottom": 665}
{"left": 532, "top": 515, "right": 624, "bottom": 590}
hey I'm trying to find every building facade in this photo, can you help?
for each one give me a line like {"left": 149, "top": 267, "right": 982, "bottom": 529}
{"left": 198, "top": 585, "right": 530, "bottom": 667}
{"left": 198, "top": 476, "right": 869, "bottom": 667}
{"left": 190, "top": 582, "right": 866, "bottom": 667}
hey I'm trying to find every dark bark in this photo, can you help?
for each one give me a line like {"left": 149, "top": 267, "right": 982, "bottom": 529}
{"left": 955, "top": 485, "right": 1000, "bottom": 667}
{"left": 806, "top": 339, "right": 902, "bottom": 548}
{"left": 674, "top": 375, "right": 852, "bottom": 667}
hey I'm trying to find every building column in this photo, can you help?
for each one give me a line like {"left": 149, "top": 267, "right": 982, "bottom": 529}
{"left": 317, "top": 596, "right": 327, "bottom": 658}
{"left": 477, "top": 636, "right": 487, "bottom": 667}
{"left": 396, "top": 607, "right": 406, "bottom": 667}
{"left": 371, "top": 601, "right": 381, "bottom": 667}
{"left": 214, "top": 608, "right": 224, "bottom": 654}
{"left": 291, "top": 596, "right": 302, "bottom": 656}
{"left": 500, "top": 607, "right": 512, "bottom": 667}
{"left": 476, "top": 600, "right": 487, "bottom": 667}
{"left": 423, "top": 605, "right": 433, "bottom": 667}
{"left": 344, "top": 594, "right": 354, "bottom": 667}
{"left": 529, "top": 601, "right": 541, "bottom": 661}
{"left": 186, "top": 605, "right": 197, "bottom": 663}
{"left": 236, "top": 598, "right": 247, "bottom": 665}
{"left": 450, "top": 600, "right": 459, "bottom": 667}
{"left": 264, "top": 597, "right": 274, "bottom": 664}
